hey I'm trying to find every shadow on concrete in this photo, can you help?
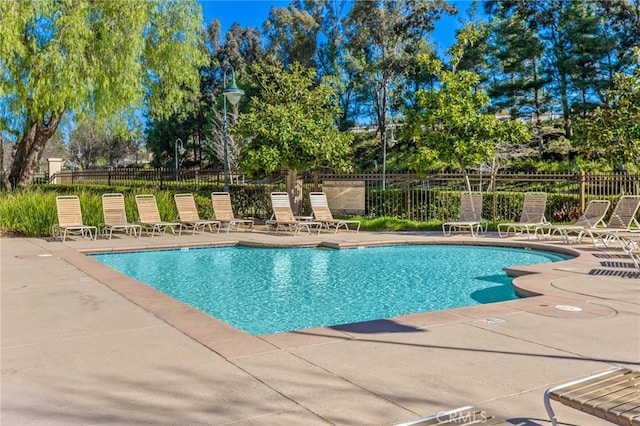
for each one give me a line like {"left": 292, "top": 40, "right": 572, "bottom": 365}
{"left": 589, "top": 268, "right": 640, "bottom": 279}
{"left": 290, "top": 329, "right": 640, "bottom": 367}
{"left": 330, "top": 318, "right": 424, "bottom": 334}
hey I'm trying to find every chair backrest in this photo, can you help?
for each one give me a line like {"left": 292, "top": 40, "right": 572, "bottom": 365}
{"left": 459, "top": 192, "right": 483, "bottom": 222}
{"left": 135, "top": 194, "right": 162, "bottom": 223}
{"left": 574, "top": 199, "right": 610, "bottom": 228}
{"left": 519, "top": 192, "right": 547, "bottom": 223}
{"left": 174, "top": 193, "right": 201, "bottom": 222}
{"left": 211, "top": 192, "right": 235, "bottom": 221}
{"left": 309, "top": 192, "right": 334, "bottom": 221}
{"left": 606, "top": 195, "right": 640, "bottom": 229}
{"left": 102, "top": 193, "right": 129, "bottom": 225}
{"left": 270, "top": 192, "right": 296, "bottom": 222}
{"left": 56, "top": 195, "right": 84, "bottom": 227}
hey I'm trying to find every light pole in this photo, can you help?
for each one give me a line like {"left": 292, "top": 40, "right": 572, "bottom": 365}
{"left": 382, "top": 121, "right": 396, "bottom": 191}
{"left": 222, "top": 65, "right": 244, "bottom": 192}
{"left": 174, "top": 138, "right": 186, "bottom": 181}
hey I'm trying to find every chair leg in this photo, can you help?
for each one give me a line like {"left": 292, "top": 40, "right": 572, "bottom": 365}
{"left": 543, "top": 390, "right": 559, "bottom": 426}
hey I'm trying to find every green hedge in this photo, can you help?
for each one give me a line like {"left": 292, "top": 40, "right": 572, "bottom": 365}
{"left": 0, "top": 185, "right": 618, "bottom": 237}
{"left": 366, "top": 189, "right": 608, "bottom": 223}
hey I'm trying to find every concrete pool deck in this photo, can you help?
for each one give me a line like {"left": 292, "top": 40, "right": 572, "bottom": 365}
{"left": 2, "top": 229, "right": 639, "bottom": 425}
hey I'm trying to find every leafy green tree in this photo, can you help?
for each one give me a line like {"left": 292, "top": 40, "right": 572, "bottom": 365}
{"left": 69, "top": 116, "right": 141, "bottom": 168}
{"left": 408, "top": 25, "right": 530, "bottom": 191}
{"left": 146, "top": 17, "right": 264, "bottom": 170}
{"left": 288, "top": 1, "right": 356, "bottom": 129}
{"left": 69, "top": 119, "right": 110, "bottom": 169}
{"left": 575, "top": 57, "right": 640, "bottom": 169}
{"left": 0, "top": 0, "right": 207, "bottom": 189}
{"left": 264, "top": 3, "right": 319, "bottom": 68}
{"left": 202, "top": 20, "right": 263, "bottom": 169}
{"left": 237, "top": 60, "right": 353, "bottom": 175}
{"left": 345, "top": 0, "right": 454, "bottom": 167}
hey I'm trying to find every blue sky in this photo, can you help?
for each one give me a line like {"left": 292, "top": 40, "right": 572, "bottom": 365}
{"left": 199, "top": 0, "right": 480, "bottom": 57}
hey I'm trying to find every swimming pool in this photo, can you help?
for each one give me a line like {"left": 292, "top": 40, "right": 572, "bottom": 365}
{"left": 93, "top": 245, "right": 570, "bottom": 335}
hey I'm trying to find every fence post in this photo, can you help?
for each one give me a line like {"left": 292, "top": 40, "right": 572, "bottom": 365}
{"left": 108, "top": 170, "right": 111, "bottom": 186}
{"left": 579, "top": 171, "right": 586, "bottom": 213}
{"left": 491, "top": 171, "right": 497, "bottom": 222}
{"left": 160, "top": 169, "right": 164, "bottom": 190}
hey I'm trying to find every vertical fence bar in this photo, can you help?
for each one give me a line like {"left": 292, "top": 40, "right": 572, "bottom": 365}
{"left": 578, "top": 172, "right": 586, "bottom": 213}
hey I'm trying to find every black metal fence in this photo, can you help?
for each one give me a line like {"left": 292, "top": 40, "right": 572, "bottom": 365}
{"left": 49, "top": 168, "right": 640, "bottom": 222}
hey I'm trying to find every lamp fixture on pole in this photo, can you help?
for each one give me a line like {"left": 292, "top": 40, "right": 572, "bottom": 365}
{"left": 382, "top": 119, "right": 397, "bottom": 191}
{"left": 174, "top": 138, "right": 186, "bottom": 181}
{"left": 222, "top": 65, "right": 244, "bottom": 192}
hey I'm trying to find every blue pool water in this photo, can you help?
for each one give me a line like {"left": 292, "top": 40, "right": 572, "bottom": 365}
{"left": 92, "top": 245, "right": 570, "bottom": 335}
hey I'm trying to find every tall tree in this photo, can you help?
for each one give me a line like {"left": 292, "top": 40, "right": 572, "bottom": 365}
{"left": 345, "top": 0, "right": 454, "bottom": 166}
{"left": 575, "top": 54, "right": 640, "bottom": 170}
{"left": 203, "top": 20, "right": 262, "bottom": 169}
{"left": 236, "top": 60, "right": 352, "bottom": 175}
{"left": 69, "top": 118, "right": 110, "bottom": 169}
{"left": 486, "top": 14, "right": 549, "bottom": 158}
{"left": 0, "top": 0, "right": 207, "bottom": 189}
{"left": 146, "top": 19, "right": 263, "bottom": 170}
{"left": 69, "top": 116, "right": 141, "bottom": 168}
{"left": 290, "top": 0, "right": 356, "bottom": 128}
{"left": 263, "top": 4, "right": 319, "bottom": 68}
{"left": 408, "top": 25, "right": 530, "bottom": 191}
{"left": 562, "top": 1, "right": 614, "bottom": 117}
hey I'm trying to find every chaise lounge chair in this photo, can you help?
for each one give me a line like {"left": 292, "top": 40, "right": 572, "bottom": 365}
{"left": 497, "top": 192, "right": 548, "bottom": 238}
{"left": 211, "top": 192, "right": 254, "bottom": 233}
{"left": 534, "top": 199, "right": 610, "bottom": 243}
{"left": 100, "top": 193, "right": 141, "bottom": 240}
{"left": 52, "top": 195, "right": 98, "bottom": 242}
{"left": 268, "top": 192, "right": 322, "bottom": 235}
{"left": 174, "top": 193, "right": 221, "bottom": 234}
{"left": 135, "top": 194, "right": 184, "bottom": 237}
{"left": 309, "top": 192, "right": 360, "bottom": 233}
{"left": 442, "top": 192, "right": 486, "bottom": 237}
{"left": 544, "top": 367, "right": 640, "bottom": 426}
{"left": 620, "top": 236, "right": 640, "bottom": 270}
{"left": 577, "top": 195, "right": 640, "bottom": 247}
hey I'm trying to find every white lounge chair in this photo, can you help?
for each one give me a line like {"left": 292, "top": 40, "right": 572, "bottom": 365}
{"left": 534, "top": 199, "right": 610, "bottom": 243}
{"left": 52, "top": 195, "right": 97, "bottom": 242}
{"left": 442, "top": 192, "right": 486, "bottom": 237}
{"left": 544, "top": 367, "right": 640, "bottom": 426}
{"left": 211, "top": 192, "right": 254, "bottom": 233}
{"left": 498, "top": 192, "right": 548, "bottom": 238}
{"left": 578, "top": 195, "right": 640, "bottom": 247}
{"left": 135, "top": 194, "right": 184, "bottom": 237}
{"left": 309, "top": 192, "right": 360, "bottom": 233}
{"left": 101, "top": 193, "right": 141, "bottom": 239}
{"left": 620, "top": 236, "right": 640, "bottom": 270}
{"left": 268, "top": 192, "right": 322, "bottom": 235}
{"left": 174, "top": 193, "right": 221, "bottom": 234}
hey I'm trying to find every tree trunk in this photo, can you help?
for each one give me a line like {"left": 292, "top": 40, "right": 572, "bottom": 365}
{"left": 8, "top": 110, "right": 64, "bottom": 189}
{"left": 0, "top": 137, "right": 11, "bottom": 190}
{"left": 463, "top": 172, "right": 472, "bottom": 193}
{"left": 559, "top": 73, "right": 573, "bottom": 139}
{"left": 532, "top": 58, "right": 544, "bottom": 160}
{"left": 285, "top": 169, "right": 304, "bottom": 215}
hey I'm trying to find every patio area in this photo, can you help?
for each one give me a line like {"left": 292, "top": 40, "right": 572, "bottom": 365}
{"left": 2, "top": 230, "right": 639, "bottom": 425}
